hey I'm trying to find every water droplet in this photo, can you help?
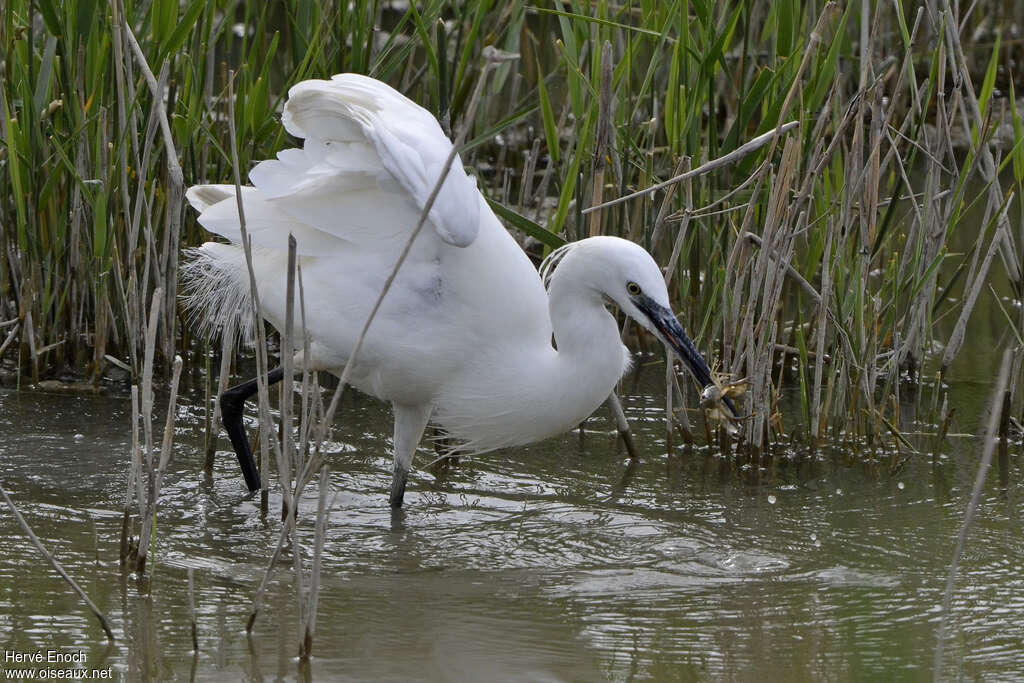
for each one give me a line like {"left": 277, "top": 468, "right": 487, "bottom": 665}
{"left": 897, "top": 481, "right": 905, "bottom": 490}
{"left": 767, "top": 494, "right": 777, "bottom": 505}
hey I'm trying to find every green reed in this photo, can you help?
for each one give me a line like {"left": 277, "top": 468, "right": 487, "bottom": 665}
{"left": 1, "top": 0, "right": 1022, "bottom": 452}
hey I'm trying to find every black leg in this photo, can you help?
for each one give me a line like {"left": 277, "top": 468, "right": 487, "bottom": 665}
{"left": 219, "top": 367, "right": 285, "bottom": 492}
{"left": 389, "top": 466, "right": 408, "bottom": 509}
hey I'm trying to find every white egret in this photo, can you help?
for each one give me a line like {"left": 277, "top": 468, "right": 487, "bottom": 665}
{"left": 183, "top": 73, "right": 734, "bottom": 507}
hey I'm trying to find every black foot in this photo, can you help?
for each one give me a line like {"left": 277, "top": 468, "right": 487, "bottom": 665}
{"left": 219, "top": 367, "right": 285, "bottom": 492}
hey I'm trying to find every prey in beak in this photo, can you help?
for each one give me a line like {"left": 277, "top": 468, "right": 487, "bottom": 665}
{"left": 634, "top": 294, "right": 739, "bottom": 420}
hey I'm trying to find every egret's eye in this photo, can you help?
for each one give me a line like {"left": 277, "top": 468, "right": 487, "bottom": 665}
{"left": 626, "top": 281, "right": 642, "bottom": 296}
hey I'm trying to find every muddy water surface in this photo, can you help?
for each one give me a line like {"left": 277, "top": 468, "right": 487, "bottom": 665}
{"left": 0, "top": 361, "right": 1021, "bottom": 681}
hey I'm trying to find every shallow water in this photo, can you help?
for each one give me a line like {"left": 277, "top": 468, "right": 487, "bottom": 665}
{"left": 0, "top": 358, "right": 1021, "bottom": 682}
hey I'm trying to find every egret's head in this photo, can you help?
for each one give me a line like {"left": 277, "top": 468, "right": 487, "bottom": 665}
{"left": 584, "top": 237, "right": 673, "bottom": 327}
{"left": 546, "top": 236, "right": 736, "bottom": 417}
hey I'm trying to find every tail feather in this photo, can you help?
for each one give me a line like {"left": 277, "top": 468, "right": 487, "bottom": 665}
{"left": 179, "top": 243, "right": 256, "bottom": 346}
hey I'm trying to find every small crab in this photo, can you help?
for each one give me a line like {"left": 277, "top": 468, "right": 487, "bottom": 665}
{"left": 699, "top": 367, "right": 748, "bottom": 434}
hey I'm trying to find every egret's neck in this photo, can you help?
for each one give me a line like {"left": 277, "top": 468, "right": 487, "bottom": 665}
{"left": 546, "top": 275, "right": 630, "bottom": 414}
{"left": 432, "top": 267, "right": 631, "bottom": 453}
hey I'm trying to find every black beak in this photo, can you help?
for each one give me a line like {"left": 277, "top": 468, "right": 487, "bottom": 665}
{"left": 638, "top": 297, "right": 738, "bottom": 418}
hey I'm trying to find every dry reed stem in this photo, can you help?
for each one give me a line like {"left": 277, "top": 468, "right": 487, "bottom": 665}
{"left": 584, "top": 121, "right": 801, "bottom": 215}
{"left": 300, "top": 465, "right": 332, "bottom": 660}
{"left": 246, "top": 264, "right": 314, "bottom": 638}
{"left": 650, "top": 156, "right": 689, "bottom": 253}
{"left": 225, "top": 71, "right": 282, "bottom": 507}
{"left": 122, "top": 385, "right": 139, "bottom": 566}
{"left": 134, "top": 354, "right": 182, "bottom": 572}
{"left": 188, "top": 567, "right": 198, "bottom": 651}
{"left": 662, "top": 158, "right": 693, "bottom": 449}
{"left": 934, "top": 347, "right": 1013, "bottom": 679}
{"left": 533, "top": 102, "right": 570, "bottom": 226}
{"left": 580, "top": 40, "right": 637, "bottom": 457}
{"left": 588, "top": 40, "right": 613, "bottom": 238}
{"left": 156, "top": 361, "right": 185, "bottom": 485}
{"left": 279, "top": 235, "right": 311, "bottom": 653}
{"left": 519, "top": 137, "right": 541, "bottom": 215}
{"left": 741, "top": 233, "right": 821, "bottom": 304}
{"left": 0, "top": 322, "right": 20, "bottom": 362}
{"left": 941, "top": 195, "right": 1014, "bottom": 373}
{"left": 936, "top": 1, "right": 1022, "bottom": 284}
{"left": 282, "top": 236, "right": 298, "bottom": 494}
{"left": 297, "top": 266, "right": 316, "bottom": 461}
{"left": 205, "top": 318, "right": 236, "bottom": 473}
{"left": 25, "top": 308, "right": 38, "bottom": 384}
{"left": 109, "top": 0, "right": 140, "bottom": 370}
{"left": 121, "top": 18, "right": 184, "bottom": 362}
{"left": 247, "top": 448, "right": 331, "bottom": 635}
{"left": 133, "top": 289, "right": 161, "bottom": 571}
{"left": 745, "top": 139, "right": 800, "bottom": 447}
{"left": 997, "top": 389, "right": 1011, "bottom": 486}
{"left": 0, "top": 484, "right": 115, "bottom": 641}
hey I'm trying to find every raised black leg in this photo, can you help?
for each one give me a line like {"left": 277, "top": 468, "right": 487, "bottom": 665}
{"left": 220, "top": 367, "right": 285, "bottom": 492}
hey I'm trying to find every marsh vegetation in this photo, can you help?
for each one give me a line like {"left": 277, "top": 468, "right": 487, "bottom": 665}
{"left": 2, "top": 0, "right": 1022, "bottom": 449}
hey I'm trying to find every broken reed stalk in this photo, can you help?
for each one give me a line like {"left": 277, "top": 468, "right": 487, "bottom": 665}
{"left": 282, "top": 235, "right": 298, "bottom": 507}
{"left": 280, "top": 234, "right": 311, "bottom": 653}
{"left": 136, "top": 354, "right": 182, "bottom": 572}
{"left": 122, "top": 385, "right": 140, "bottom": 567}
{"left": 934, "top": 347, "right": 1013, "bottom": 679}
{"left": 300, "top": 465, "right": 332, "bottom": 660}
{"left": 133, "top": 288, "right": 161, "bottom": 572}
{"left": 297, "top": 267, "right": 316, "bottom": 462}
{"left": 0, "top": 484, "right": 115, "bottom": 641}
{"left": 188, "top": 567, "right": 198, "bottom": 651}
{"left": 140, "top": 289, "right": 160, "bottom": 510}
{"left": 0, "top": 322, "right": 19, "bottom": 364}
{"left": 248, "top": 222, "right": 317, "bottom": 640}
{"left": 996, "top": 387, "right": 1011, "bottom": 485}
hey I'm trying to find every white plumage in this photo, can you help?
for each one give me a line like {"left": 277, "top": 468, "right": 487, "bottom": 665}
{"left": 183, "top": 73, "right": 723, "bottom": 506}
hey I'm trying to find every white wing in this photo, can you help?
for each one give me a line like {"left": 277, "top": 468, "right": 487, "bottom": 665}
{"left": 186, "top": 73, "right": 480, "bottom": 253}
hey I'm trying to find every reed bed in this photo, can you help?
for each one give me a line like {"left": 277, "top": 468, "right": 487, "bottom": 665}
{"left": 2, "top": 0, "right": 1022, "bottom": 456}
